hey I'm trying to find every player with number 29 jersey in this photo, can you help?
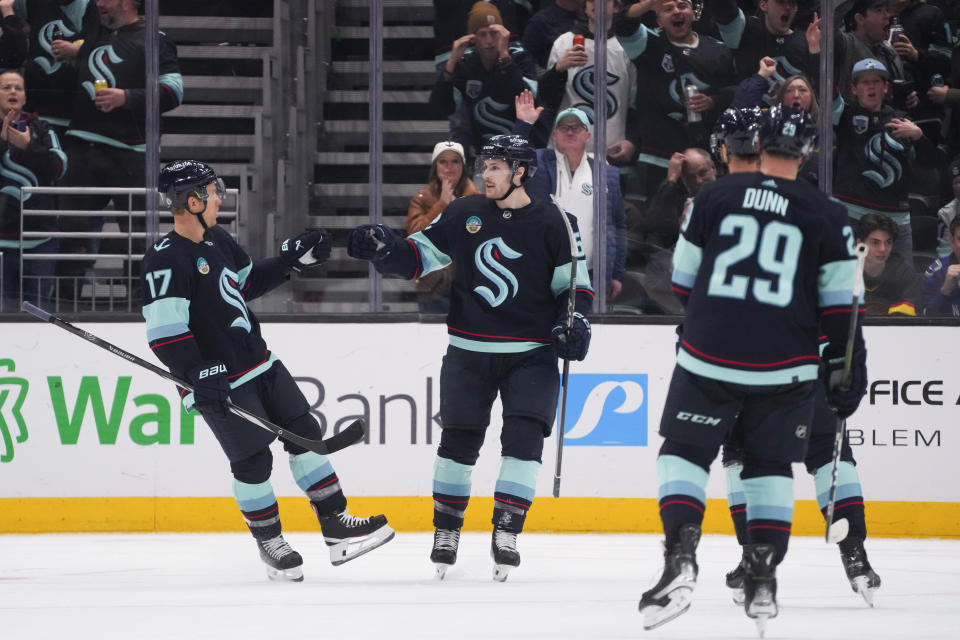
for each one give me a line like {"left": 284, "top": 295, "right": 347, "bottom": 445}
{"left": 672, "top": 172, "right": 857, "bottom": 386}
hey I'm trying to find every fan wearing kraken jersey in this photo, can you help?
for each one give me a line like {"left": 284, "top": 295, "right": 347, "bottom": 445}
{"left": 348, "top": 135, "right": 594, "bottom": 582}
{"left": 638, "top": 107, "right": 867, "bottom": 634}
{"left": 612, "top": 0, "right": 737, "bottom": 193}
{"left": 714, "top": 0, "right": 820, "bottom": 88}
{"left": 142, "top": 161, "right": 394, "bottom": 583}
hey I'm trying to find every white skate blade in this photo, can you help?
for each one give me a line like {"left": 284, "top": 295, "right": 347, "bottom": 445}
{"left": 731, "top": 587, "right": 745, "bottom": 606}
{"left": 327, "top": 525, "right": 395, "bottom": 566}
{"left": 753, "top": 614, "right": 769, "bottom": 638}
{"left": 493, "top": 563, "right": 514, "bottom": 582}
{"left": 826, "top": 518, "right": 850, "bottom": 544}
{"left": 264, "top": 565, "right": 303, "bottom": 582}
{"left": 435, "top": 563, "right": 451, "bottom": 580}
{"left": 852, "top": 575, "right": 876, "bottom": 607}
{"left": 640, "top": 586, "right": 693, "bottom": 630}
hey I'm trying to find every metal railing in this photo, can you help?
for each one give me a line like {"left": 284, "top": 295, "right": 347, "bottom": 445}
{"left": 0, "top": 186, "right": 240, "bottom": 315}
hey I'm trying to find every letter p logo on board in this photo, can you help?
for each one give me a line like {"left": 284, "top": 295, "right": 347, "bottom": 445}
{"left": 559, "top": 374, "right": 647, "bottom": 446}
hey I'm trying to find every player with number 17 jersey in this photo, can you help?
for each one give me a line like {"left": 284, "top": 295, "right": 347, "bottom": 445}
{"left": 672, "top": 173, "right": 856, "bottom": 386}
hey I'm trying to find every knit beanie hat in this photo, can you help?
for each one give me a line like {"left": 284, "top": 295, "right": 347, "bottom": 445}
{"left": 467, "top": 2, "right": 503, "bottom": 34}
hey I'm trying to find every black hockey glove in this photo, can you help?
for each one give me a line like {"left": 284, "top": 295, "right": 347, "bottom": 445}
{"left": 551, "top": 312, "right": 591, "bottom": 361}
{"left": 347, "top": 224, "right": 400, "bottom": 261}
{"left": 821, "top": 347, "right": 867, "bottom": 420}
{"left": 280, "top": 228, "right": 332, "bottom": 272}
{"left": 188, "top": 360, "right": 230, "bottom": 419}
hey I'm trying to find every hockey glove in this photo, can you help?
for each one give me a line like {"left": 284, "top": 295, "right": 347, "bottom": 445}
{"left": 821, "top": 347, "right": 867, "bottom": 420}
{"left": 188, "top": 360, "right": 231, "bottom": 420}
{"left": 280, "top": 228, "right": 332, "bottom": 272}
{"left": 551, "top": 312, "right": 591, "bottom": 361}
{"left": 347, "top": 224, "right": 400, "bottom": 261}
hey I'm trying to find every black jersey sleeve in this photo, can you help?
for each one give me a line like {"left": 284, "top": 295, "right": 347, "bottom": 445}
{"left": 816, "top": 200, "right": 865, "bottom": 361}
{"left": 549, "top": 211, "right": 595, "bottom": 317}
{"left": 141, "top": 246, "right": 204, "bottom": 379}
{"left": 124, "top": 33, "right": 183, "bottom": 115}
{"left": 213, "top": 228, "right": 289, "bottom": 300}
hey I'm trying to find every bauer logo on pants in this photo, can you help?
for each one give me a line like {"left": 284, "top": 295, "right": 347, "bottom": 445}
{"left": 559, "top": 374, "right": 647, "bottom": 446}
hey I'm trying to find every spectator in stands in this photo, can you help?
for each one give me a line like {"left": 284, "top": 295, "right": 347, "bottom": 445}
{"left": 714, "top": 0, "right": 821, "bottom": 90}
{"left": 856, "top": 213, "right": 922, "bottom": 316}
{"left": 834, "top": 0, "right": 914, "bottom": 105}
{"left": 635, "top": 147, "right": 715, "bottom": 251}
{"left": 433, "top": 1, "right": 527, "bottom": 70}
{"left": 0, "top": 0, "right": 27, "bottom": 71}
{"left": 522, "top": 0, "right": 584, "bottom": 71}
{"left": 56, "top": 0, "right": 182, "bottom": 300}
{"left": 834, "top": 58, "right": 930, "bottom": 264}
{"left": 612, "top": 0, "right": 737, "bottom": 196}
{"left": 922, "top": 216, "right": 960, "bottom": 316}
{"left": 889, "top": 0, "right": 952, "bottom": 141}
{"left": 0, "top": 70, "right": 67, "bottom": 312}
{"left": 935, "top": 157, "right": 960, "bottom": 258}
{"left": 13, "top": 0, "right": 101, "bottom": 135}
{"left": 406, "top": 140, "right": 479, "bottom": 313}
{"left": 515, "top": 94, "right": 626, "bottom": 300}
{"left": 538, "top": 0, "right": 637, "bottom": 167}
{"left": 430, "top": 2, "right": 542, "bottom": 159}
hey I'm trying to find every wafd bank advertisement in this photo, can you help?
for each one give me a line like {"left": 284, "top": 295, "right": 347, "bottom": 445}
{"left": 0, "top": 323, "right": 957, "bottom": 535}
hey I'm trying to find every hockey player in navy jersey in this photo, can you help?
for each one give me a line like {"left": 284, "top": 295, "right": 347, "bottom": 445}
{"left": 711, "top": 108, "right": 881, "bottom": 609}
{"left": 347, "top": 135, "right": 594, "bottom": 582}
{"left": 638, "top": 107, "right": 868, "bottom": 634}
{"left": 141, "top": 161, "right": 394, "bottom": 582}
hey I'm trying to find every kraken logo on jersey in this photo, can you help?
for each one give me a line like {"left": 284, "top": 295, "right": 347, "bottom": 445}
{"left": 36, "top": 21, "right": 77, "bottom": 75}
{"left": 862, "top": 132, "right": 904, "bottom": 189}
{"left": 153, "top": 238, "right": 171, "bottom": 252}
{"left": 473, "top": 237, "right": 522, "bottom": 307}
{"left": 474, "top": 97, "right": 515, "bottom": 139}
{"left": 81, "top": 45, "right": 124, "bottom": 99}
{"left": 219, "top": 267, "right": 252, "bottom": 332}
{"left": 572, "top": 66, "right": 620, "bottom": 122}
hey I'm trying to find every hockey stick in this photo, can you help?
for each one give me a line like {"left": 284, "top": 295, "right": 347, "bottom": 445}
{"left": 824, "top": 243, "right": 868, "bottom": 544}
{"left": 550, "top": 196, "right": 580, "bottom": 498}
{"left": 21, "top": 302, "right": 365, "bottom": 456}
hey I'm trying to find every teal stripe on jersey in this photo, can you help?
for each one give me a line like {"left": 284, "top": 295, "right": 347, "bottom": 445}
{"left": 818, "top": 259, "right": 862, "bottom": 307}
{"left": 408, "top": 231, "right": 452, "bottom": 276}
{"left": 717, "top": 9, "right": 746, "bottom": 48}
{"left": 288, "top": 451, "right": 335, "bottom": 492}
{"left": 550, "top": 259, "right": 591, "bottom": 297}
{"left": 617, "top": 22, "right": 651, "bottom": 59}
{"left": 814, "top": 461, "right": 862, "bottom": 509}
{"left": 726, "top": 463, "right": 746, "bottom": 507}
{"left": 657, "top": 455, "right": 709, "bottom": 503}
{"left": 677, "top": 348, "right": 819, "bottom": 385}
{"left": 636, "top": 151, "right": 670, "bottom": 168}
{"left": 159, "top": 72, "right": 184, "bottom": 102}
{"left": 143, "top": 297, "right": 190, "bottom": 341}
{"left": 66, "top": 129, "right": 145, "bottom": 152}
{"left": 495, "top": 457, "right": 541, "bottom": 502}
{"left": 448, "top": 335, "right": 545, "bottom": 353}
{"left": 434, "top": 457, "right": 474, "bottom": 496}
{"left": 672, "top": 235, "right": 702, "bottom": 288}
{"left": 232, "top": 478, "right": 276, "bottom": 512}
{"left": 236, "top": 261, "right": 253, "bottom": 288}
{"left": 743, "top": 475, "right": 794, "bottom": 523}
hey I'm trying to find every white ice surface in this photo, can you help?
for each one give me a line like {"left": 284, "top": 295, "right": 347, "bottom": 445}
{"left": 1, "top": 532, "right": 957, "bottom": 640}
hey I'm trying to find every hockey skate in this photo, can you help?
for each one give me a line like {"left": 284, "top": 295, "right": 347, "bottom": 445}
{"left": 318, "top": 509, "right": 395, "bottom": 566}
{"left": 838, "top": 536, "right": 881, "bottom": 607}
{"left": 256, "top": 534, "right": 304, "bottom": 582}
{"left": 491, "top": 526, "right": 520, "bottom": 582}
{"left": 725, "top": 552, "right": 747, "bottom": 605}
{"left": 430, "top": 528, "right": 461, "bottom": 579}
{"left": 638, "top": 523, "right": 700, "bottom": 630}
{"left": 743, "top": 543, "right": 778, "bottom": 638}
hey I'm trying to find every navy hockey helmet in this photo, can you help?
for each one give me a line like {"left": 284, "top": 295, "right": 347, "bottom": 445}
{"left": 759, "top": 105, "right": 817, "bottom": 159}
{"left": 478, "top": 134, "right": 538, "bottom": 183}
{"left": 710, "top": 107, "right": 764, "bottom": 163}
{"left": 158, "top": 160, "right": 225, "bottom": 211}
